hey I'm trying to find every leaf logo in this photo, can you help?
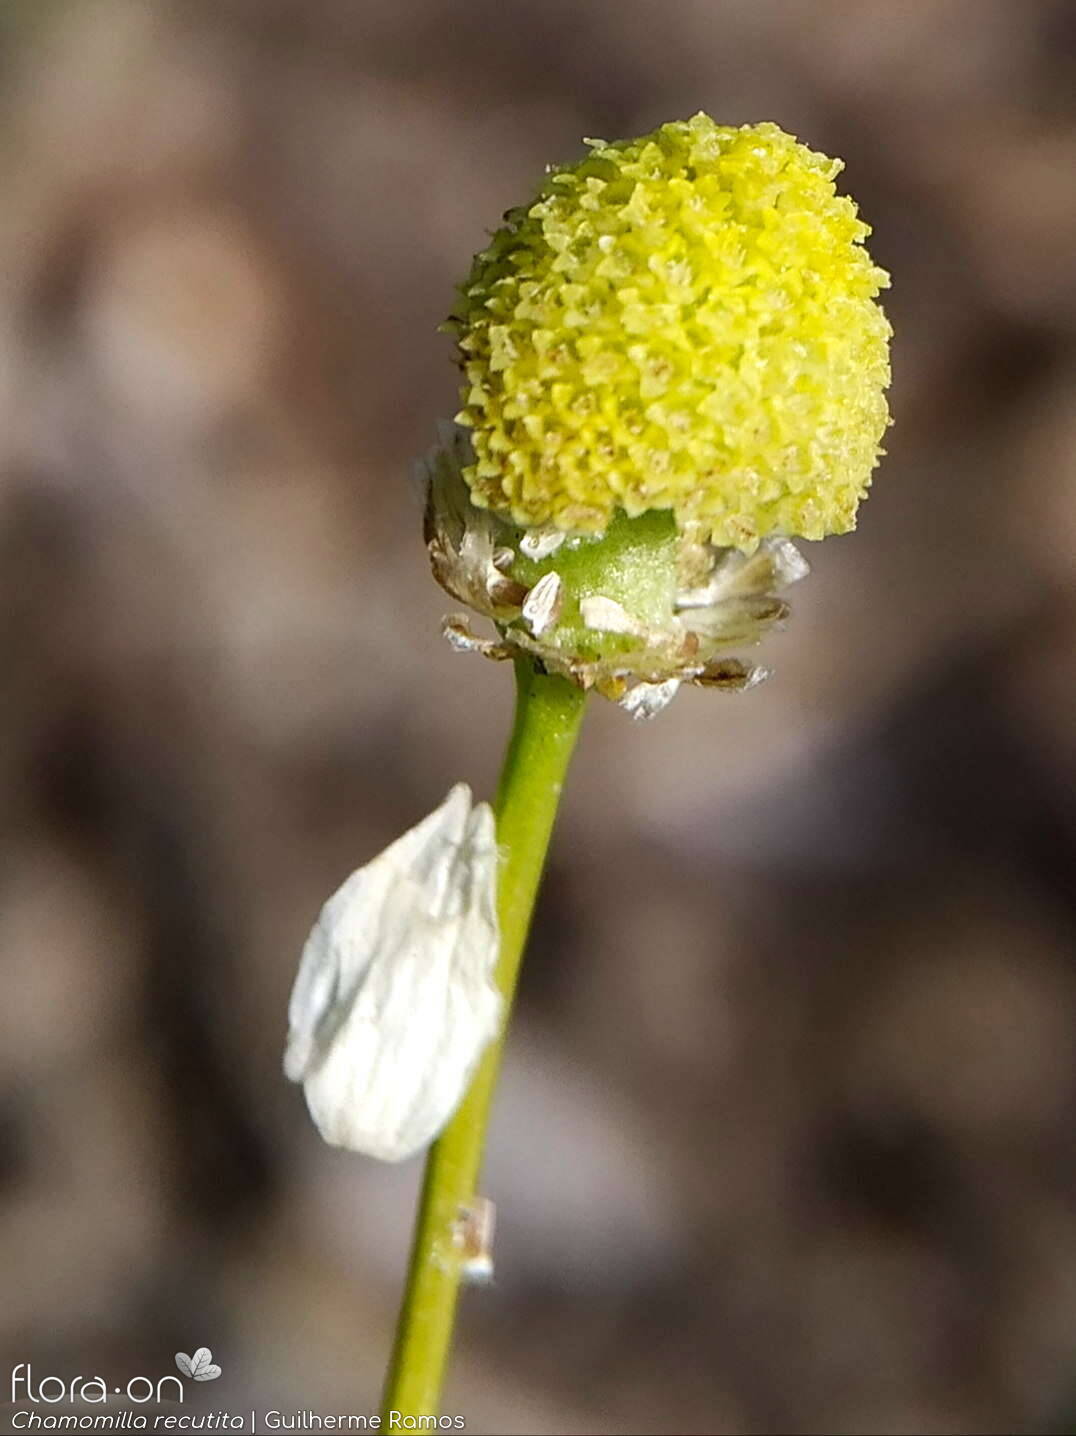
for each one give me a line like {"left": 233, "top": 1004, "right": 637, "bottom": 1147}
{"left": 174, "top": 1348, "right": 222, "bottom": 1382}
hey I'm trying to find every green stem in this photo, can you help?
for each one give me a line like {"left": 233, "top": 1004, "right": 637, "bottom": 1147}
{"left": 381, "top": 658, "right": 587, "bottom": 1420}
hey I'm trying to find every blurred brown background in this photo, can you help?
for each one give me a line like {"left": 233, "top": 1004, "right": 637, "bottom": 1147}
{"left": 2, "top": 2, "right": 1076, "bottom": 1432}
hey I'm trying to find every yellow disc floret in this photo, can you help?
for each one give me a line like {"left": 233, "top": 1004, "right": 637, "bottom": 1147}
{"left": 450, "top": 114, "right": 891, "bottom": 551}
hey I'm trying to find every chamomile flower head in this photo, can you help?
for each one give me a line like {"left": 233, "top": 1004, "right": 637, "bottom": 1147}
{"left": 450, "top": 114, "right": 891, "bottom": 551}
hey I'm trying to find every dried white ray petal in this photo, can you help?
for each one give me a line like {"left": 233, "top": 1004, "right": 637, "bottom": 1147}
{"left": 284, "top": 783, "right": 502, "bottom": 1162}
{"left": 620, "top": 678, "right": 681, "bottom": 720}
{"left": 677, "top": 538, "right": 809, "bottom": 610}
{"left": 685, "top": 595, "right": 789, "bottom": 643}
{"left": 520, "top": 527, "right": 566, "bottom": 560}
{"left": 580, "top": 595, "right": 645, "bottom": 636}
{"left": 456, "top": 530, "right": 525, "bottom": 611}
{"left": 443, "top": 617, "right": 486, "bottom": 653}
{"left": 675, "top": 583, "right": 722, "bottom": 610}
{"left": 769, "top": 538, "right": 810, "bottom": 587}
{"left": 677, "top": 561, "right": 762, "bottom": 609}
{"left": 522, "top": 571, "right": 564, "bottom": 636}
{"left": 694, "top": 658, "right": 772, "bottom": 691}
{"left": 442, "top": 616, "right": 513, "bottom": 660}
{"left": 740, "top": 664, "right": 771, "bottom": 691}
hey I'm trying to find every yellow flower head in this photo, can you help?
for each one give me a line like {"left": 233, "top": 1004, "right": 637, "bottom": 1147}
{"left": 450, "top": 115, "right": 891, "bottom": 551}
